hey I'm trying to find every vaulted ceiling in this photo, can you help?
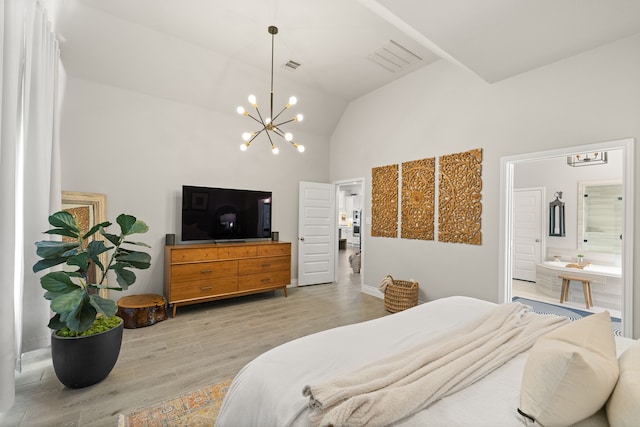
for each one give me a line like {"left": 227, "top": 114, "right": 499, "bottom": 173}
{"left": 50, "top": 0, "right": 640, "bottom": 137}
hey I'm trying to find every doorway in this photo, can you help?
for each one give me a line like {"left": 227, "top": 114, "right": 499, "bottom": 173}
{"left": 499, "top": 138, "right": 634, "bottom": 337}
{"left": 335, "top": 178, "right": 364, "bottom": 286}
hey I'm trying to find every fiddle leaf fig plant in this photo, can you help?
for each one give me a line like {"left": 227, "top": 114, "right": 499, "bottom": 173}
{"left": 33, "top": 211, "right": 151, "bottom": 333}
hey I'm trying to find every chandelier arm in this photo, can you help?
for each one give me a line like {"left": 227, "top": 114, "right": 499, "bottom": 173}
{"left": 264, "top": 126, "right": 276, "bottom": 148}
{"left": 253, "top": 105, "right": 269, "bottom": 127}
{"left": 245, "top": 112, "right": 264, "bottom": 126}
{"left": 273, "top": 117, "right": 296, "bottom": 127}
{"left": 271, "top": 105, "right": 289, "bottom": 123}
{"left": 249, "top": 129, "right": 266, "bottom": 143}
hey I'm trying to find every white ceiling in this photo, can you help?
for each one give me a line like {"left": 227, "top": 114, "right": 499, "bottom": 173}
{"left": 50, "top": 0, "right": 640, "bottom": 136}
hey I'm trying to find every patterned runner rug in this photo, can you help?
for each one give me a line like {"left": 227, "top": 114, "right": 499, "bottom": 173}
{"left": 513, "top": 296, "right": 622, "bottom": 336}
{"left": 118, "top": 378, "right": 233, "bottom": 427}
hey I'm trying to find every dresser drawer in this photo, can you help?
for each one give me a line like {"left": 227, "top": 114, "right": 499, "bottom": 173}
{"left": 238, "top": 255, "right": 290, "bottom": 275}
{"left": 171, "top": 247, "right": 218, "bottom": 263}
{"left": 218, "top": 245, "right": 257, "bottom": 259}
{"left": 171, "top": 276, "right": 238, "bottom": 301}
{"left": 257, "top": 243, "right": 291, "bottom": 256}
{"left": 171, "top": 260, "right": 238, "bottom": 283}
{"left": 238, "top": 270, "right": 290, "bottom": 291}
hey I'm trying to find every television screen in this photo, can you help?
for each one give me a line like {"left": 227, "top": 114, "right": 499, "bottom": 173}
{"left": 181, "top": 186, "right": 272, "bottom": 242}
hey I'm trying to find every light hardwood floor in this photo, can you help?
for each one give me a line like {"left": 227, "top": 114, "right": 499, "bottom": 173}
{"left": 2, "top": 246, "right": 382, "bottom": 427}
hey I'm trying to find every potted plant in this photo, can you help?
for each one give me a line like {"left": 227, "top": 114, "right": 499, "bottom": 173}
{"left": 33, "top": 210, "right": 151, "bottom": 388}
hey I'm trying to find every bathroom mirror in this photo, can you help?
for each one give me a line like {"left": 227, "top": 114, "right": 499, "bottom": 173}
{"left": 577, "top": 180, "right": 623, "bottom": 254}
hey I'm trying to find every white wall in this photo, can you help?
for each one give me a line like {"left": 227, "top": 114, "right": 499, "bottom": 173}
{"left": 329, "top": 34, "right": 640, "bottom": 335}
{"left": 59, "top": 76, "right": 330, "bottom": 297}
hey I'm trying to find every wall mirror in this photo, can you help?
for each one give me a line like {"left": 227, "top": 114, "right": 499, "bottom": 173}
{"left": 577, "top": 180, "right": 623, "bottom": 254}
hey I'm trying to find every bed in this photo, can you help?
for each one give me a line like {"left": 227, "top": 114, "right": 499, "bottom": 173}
{"left": 216, "top": 296, "right": 638, "bottom": 427}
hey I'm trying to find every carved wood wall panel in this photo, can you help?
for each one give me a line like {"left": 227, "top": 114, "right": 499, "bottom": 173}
{"left": 371, "top": 164, "right": 399, "bottom": 238}
{"left": 438, "top": 148, "right": 483, "bottom": 245}
{"left": 401, "top": 158, "right": 435, "bottom": 240}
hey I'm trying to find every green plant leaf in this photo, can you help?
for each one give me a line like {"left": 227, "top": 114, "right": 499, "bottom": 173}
{"left": 114, "top": 266, "right": 136, "bottom": 289}
{"left": 65, "top": 301, "right": 97, "bottom": 332}
{"left": 47, "top": 314, "right": 66, "bottom": 330}
{"left": 116, "top": 251, "right": 151, "bottom": 269}
{"left": 40, "top": 272, "right": 81, "bottom": 294}
{"left": 123, "top": 240, "right": 152, "bottom": 248}
{"left": 82, "top": 221, "right": 111, "bottom": 240}
{"left": 50, "top": 289, "right": 85, "bottom": 314}
{"left": 48, "top": 211, "right": 80, "bottom": 232}
{"left": 67, "top": 252, "right": 89, "bottom": 271}
{"left": 35, "top": 241, "right": 78, "bottom": 259}
{"left": 88, "top": 295, "right": 118, "bottom": 317}
{"left": 33, "top": 257, "right": 67, "bottom": 273}
{"left": 101, "top": 231, "right": 120, "bottom": 246}
{"left": 43, "top": 228, "right": 79, "bottom": 239}
{"left": 86, "top": 240, "right": 110, "bottom": 256}
{"left": 117, "top": 214, "right": 149, "bottom": 235}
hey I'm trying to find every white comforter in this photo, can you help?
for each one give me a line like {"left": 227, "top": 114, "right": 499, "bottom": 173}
{"left": 216, "top": 296, "right": 634, "bottom": 427}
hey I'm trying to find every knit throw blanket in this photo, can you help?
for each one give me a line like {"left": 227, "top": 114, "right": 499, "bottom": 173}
{"left": 302, "top": 302, "right": 569, "bottom": 427}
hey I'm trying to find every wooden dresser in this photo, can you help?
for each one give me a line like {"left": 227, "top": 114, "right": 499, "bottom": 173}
{"left": 164, "top": 241, "right": 291, "bottom": 317}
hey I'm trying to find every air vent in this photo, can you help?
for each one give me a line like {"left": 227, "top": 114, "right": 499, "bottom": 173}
{"left": 367, "top": 40, "right": 422, "bottom": 73}
{"left": 283, "top": 60, "right": 301, "bottom": 70}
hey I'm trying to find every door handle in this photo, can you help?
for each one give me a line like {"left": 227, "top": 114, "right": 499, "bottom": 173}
{"left": 300, "top": 237, "right": 305, "bottom": 241}
{"left": 535, "top": 239, "right": 540, "bottom": 242}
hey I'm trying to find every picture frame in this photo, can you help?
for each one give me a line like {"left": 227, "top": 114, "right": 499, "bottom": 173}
{"left": 61, "top": 191, "right": 109, "bottom": 297}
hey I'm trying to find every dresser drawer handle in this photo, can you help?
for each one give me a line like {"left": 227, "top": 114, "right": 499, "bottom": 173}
{"left": 200, "top": 286, "right": 213, "bottom": 290}
{"left": 261, "top": 278, "right": 271, "bottom": 283}
{"left": 201, "top": 269, "right": 213, "bottom": 273}
{"left": 261, "top": 263, "right": 271, "bottom": 268}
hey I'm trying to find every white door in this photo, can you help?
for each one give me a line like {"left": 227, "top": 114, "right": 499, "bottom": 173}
{"left": 512, "top": 189, "right": 543, "bottom": 282}
{"left": 298, "top": 182, "right": 335, "bottom": 286}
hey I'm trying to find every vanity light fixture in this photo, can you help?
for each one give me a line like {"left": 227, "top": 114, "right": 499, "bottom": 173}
{"left": 567, "top": 151, "right": 608, "bottom": 167}
{"left": 236, "top": 26, "right": 305, "bottom": 155}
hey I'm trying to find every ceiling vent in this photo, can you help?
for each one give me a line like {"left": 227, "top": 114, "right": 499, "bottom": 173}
{"left": 367, "top": 40, "right": 422, "bottom": 73}
{"left": 283, "top": 60, "right": 301, "bottom": 70}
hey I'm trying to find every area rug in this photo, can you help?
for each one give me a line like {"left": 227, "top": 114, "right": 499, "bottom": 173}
{"left": 118, "top": 378, "right": 233, "bottom": 427}
{"left": 512, "top": 296, "right": 622, "bottom": 336}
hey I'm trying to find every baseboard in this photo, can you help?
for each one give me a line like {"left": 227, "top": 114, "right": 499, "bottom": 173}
{"left": 361, "top": 284, "right": 383, "bottom": 299}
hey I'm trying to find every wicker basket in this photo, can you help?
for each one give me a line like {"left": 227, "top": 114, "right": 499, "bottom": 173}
{"left": 383, "top": 275, "right": 419, "bottom": 313}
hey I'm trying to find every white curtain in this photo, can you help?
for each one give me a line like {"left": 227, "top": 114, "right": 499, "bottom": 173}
{"left": 0, "top": 0, "right": 61, "bottom": 413}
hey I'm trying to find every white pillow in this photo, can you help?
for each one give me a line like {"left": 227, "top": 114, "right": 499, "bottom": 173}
{"left": 606, "top": 339, "right": 640, "bottom": 427}
{"left": 518, "top": 311, "right": 619, "bottom": 427}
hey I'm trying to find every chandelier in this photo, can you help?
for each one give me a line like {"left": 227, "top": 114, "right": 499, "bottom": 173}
{"left": 236, "top": 26, "right": 304, "bottom": 154}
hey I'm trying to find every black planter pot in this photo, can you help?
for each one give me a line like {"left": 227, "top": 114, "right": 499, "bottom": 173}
{"left": 51, "top": 318, "right": 124, "bottom": 389}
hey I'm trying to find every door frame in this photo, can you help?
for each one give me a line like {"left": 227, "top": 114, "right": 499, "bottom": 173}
{"left": 499, "top": 138, "right": 634, "bottom": 337}
{"left": 333, "top": 177, "right": 365, "bottom": 288}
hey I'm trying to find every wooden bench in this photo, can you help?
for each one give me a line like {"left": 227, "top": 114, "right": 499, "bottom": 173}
{"left": 117, "top": 294, "right": 167, "bottom": 328}
{"left": 558, "top": 275, "right": 593, "bottom": 309}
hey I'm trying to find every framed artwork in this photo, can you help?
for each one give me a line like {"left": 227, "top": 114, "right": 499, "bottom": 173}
{"left": 61, "top": 191, "right": 109, "bottom": 297}
{"left": 401, "top": 157, "right": 435, "bottom": 240}
{"left": 371, "top": 163, "right": 399, "bottom": 238}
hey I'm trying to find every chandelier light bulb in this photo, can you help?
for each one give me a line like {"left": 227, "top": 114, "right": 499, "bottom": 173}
{"left": 285, "top": 132, "right": 293, "bottom": 141}
{"left": 248, "top": 94, "right": 257, "bottom": 105}
{"left": 240, "top": 143, "right": 248, "bottom": 151}
{"left": 236, "top": 106, "right": 245, "bottom": 115}
{"left": 288, "top": 96, "right": 297, "bottom": 106}
{"left": 271, "top": 146, "right": 279, "bottom": 155}
{"left": 242, "top": 132, "right": 252, "bottom": 141}
{"left": 296, "top": 144, "right": 305, "bottom": 153}
{"left": 296, "top": 114, "right": 304, "bottom": 122}
{"left": 265, "top": 117, "right": 271, "bottom": 124}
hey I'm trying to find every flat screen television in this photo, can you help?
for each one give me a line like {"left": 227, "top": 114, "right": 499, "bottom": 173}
{"left": 181, "top": 185, "right": 272, "bottom": 242}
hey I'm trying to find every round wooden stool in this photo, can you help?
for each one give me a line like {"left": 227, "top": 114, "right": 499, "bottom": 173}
{"left": 117, "top": 294, "right": 167, "bottom": 328}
